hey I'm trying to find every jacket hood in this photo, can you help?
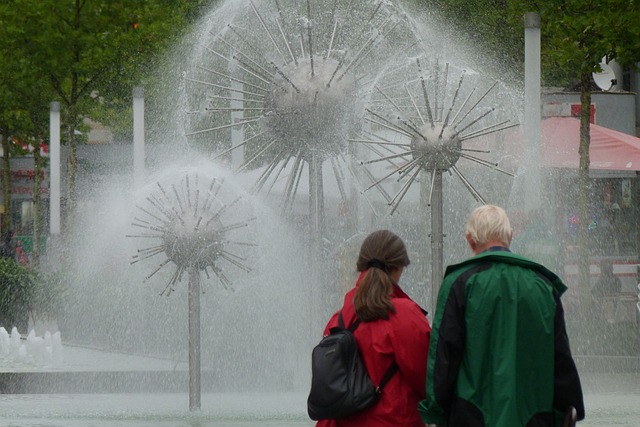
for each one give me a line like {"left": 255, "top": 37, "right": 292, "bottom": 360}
{"left": 445, "top": 250, "right": 568, "bottom": 296}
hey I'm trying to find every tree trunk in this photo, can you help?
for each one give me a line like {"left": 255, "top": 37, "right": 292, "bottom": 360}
{"left": 1, "top": 128, "right": 12, "bottom": 241}
{"left": 32, "top": 145, "right": 42, "bottom": 267}
{"left": 577, "top": 71, "right": 592, "bottom": 300}
{"left": 65, "top": 107, "right": 78, "bottom": 233}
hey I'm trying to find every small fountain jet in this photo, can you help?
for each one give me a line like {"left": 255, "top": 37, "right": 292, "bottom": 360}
{"left": 184, "top": 0, "right": 420, "bottom": 217}
{"left": 128, "top": 173, "right": 256, "bottom": 295}
{"left": 353, "top": 58, "right": 518, "bottom": 214}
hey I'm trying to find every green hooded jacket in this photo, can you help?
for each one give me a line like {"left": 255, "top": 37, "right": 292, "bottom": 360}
{"left": 418, "top": 250, "right": 584, "bottom": 427}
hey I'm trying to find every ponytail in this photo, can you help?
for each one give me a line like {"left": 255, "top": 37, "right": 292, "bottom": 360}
{"left": 354, "top": 230, "right": 409, "bottom": 322}
{"left": 353, "top": 268, "right": 396, "bottom": 321}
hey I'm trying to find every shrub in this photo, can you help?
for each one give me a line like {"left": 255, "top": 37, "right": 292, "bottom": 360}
{"left": 0, "top": 258, "right": 66, "bottom": 331}
{"left": 0, "top": 257, "right": 37, "bottom": 331}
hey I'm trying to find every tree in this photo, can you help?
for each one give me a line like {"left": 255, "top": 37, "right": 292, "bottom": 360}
{"left": 0, "top": 1, "right": 69, "bottom": 262}
{"left": 9, "top": 93, "right": 52, "bottom": 268}
{"left": 418, "top": 0, "right": 640, "bottom": 295}
{"left": 0, "top": 0, "right": 211, "bottom": 234}
{"left": 536, "top": 0, "right": 640, "bottom": 294}
{"left": 0, "top": 0, "right": 214, "bottom": 272}
{"left": 0, "top": 2, "right": 62, "bottom": 265}
{"left": 0, "top": 17, "right": 20, "bottom": 244}
{"left": 0, "top": 21, "right": 52, "bottom": 258}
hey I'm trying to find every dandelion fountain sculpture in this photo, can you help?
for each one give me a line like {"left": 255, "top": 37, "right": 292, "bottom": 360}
{"left": 129, "top": 172, "right": 256, "bottom": 410}
{"left": 183, "top": 0, "right": 423, "bottom": 332}
{"left": 184, "top": 0, "right": 420, "bottom": 237}
{"left": 354, "top": 57, "right": 518, "bottom": 297}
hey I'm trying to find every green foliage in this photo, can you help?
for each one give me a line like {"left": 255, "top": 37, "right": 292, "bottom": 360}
{"left": 531, "top": 0, "right": 640, "bottom": 293}
{"left": 415, "top": 0, "right": 640, "bottom": 87}
{"left": 0, "top": 257, "right": 37, "bottom": 329}
{"left": 537, "top": 0, "right": 640, "bottom": 78}
{"left": 0, "top": 0, "right": 215, "bottom": 236}
{"left": 0, "top": 257, "right": 66, "bottom": 330}
{"left": 0, "top": 0, "right": 213, "bottom": 168}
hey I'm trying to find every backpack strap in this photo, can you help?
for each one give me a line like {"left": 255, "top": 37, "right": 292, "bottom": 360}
{"left": 338, "top": 310, "right": 361, "bottom": 332}
{"left": 376, "top": 361, "right": 399, "bottom": 394}
{"left": 338, "top": 311, "right": 399, "bottom": 393}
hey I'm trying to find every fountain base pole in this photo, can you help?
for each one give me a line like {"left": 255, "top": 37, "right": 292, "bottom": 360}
{"left": 308, "top": 152, "right": 326, "bottom": 332}
{"left": 188, "top": 268, "right": 201, "bottom": 411}
{"left": 431, "top": 170, "right": 444, "bottom": 311}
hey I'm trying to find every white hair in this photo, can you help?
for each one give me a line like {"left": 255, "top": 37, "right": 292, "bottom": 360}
{"left": 465, "top": 205, "right": 512, "bottom": 247}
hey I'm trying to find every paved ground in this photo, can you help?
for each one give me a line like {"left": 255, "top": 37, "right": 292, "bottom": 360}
{"left": 0, "top": 345, "right": 639, "bottom": 426}
{"left": 0, "top": 389, "right": 638, "bottom": 427}
{"left": 1, "top": 342, "right": 188, "bottom": 373}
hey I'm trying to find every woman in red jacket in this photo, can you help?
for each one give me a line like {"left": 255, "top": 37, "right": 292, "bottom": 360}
{"left": 317, "top": 229, "right": 431, "bottom": 427}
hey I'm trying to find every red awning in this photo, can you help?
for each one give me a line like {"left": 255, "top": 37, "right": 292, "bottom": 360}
{"left": 538, "top": 117, "right": 640, "bottom": 171}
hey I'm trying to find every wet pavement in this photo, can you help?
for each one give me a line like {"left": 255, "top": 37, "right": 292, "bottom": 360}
{"left": 0, "top": 346, "right": 639, "bottom": 426}
{"left": 0, "top": 387, "right": 638, "bottom": 427}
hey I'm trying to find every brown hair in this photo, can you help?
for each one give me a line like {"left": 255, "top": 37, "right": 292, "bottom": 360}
{"left": 353, "top": 230, "right": 410, "bottom": 322}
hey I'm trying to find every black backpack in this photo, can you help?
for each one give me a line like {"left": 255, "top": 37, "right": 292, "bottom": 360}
{"left": 307, "top": 311, "right": 399, "bottom": 420}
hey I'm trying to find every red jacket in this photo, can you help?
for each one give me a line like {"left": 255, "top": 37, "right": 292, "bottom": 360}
{"left": 317, "top": 271, "right": 431, "bottom": 427}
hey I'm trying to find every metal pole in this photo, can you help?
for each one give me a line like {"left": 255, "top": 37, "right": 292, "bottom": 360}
{"left": 316, "top": 159, "right": 325, "bottom": 236}
{"left": 431, "top": 170, "right": 444, "bottom": 312}
{"left": 308, "top": 153, "right": 324, "bottom": 331}
{"left": 188, "top": 268, "right": 201, "bottom": 411}
{"left": 49, "top": 102, "right": 61, "bottom": 235}
{"left": 524, "top": 12, "right": 541, "bottom": 212}
{"left": 308, "top": 152, "right": 325, "bottom": 239}
{"left": 133, "top": 87, "right": 145, "bottom": 187}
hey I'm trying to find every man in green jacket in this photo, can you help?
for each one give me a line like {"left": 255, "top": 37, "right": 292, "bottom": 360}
{"left": 418, "top": 205, "right": 584, "bottom": 427}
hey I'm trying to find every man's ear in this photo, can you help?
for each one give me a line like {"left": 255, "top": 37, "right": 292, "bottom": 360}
{"left": 465, "top": 233, "right": 477, "bottom": 252}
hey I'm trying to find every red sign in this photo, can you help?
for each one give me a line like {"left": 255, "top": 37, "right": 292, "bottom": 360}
{"left": 570, "top": 104, "right": 596, "bottom": 124}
